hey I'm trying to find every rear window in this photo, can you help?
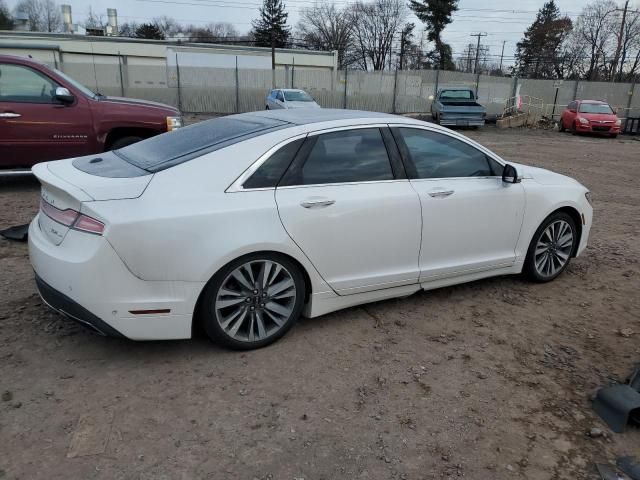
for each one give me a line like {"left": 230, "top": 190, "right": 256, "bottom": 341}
{"left": 440, "top": 90, "right": 474, "bottom": 100}
{"left": 114, "top": 115, "right": 290, "bottom": 172}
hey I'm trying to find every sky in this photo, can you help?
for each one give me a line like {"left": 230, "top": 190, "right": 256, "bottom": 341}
{"left": 3, "top": 0, "right": 619, "bottom": 67}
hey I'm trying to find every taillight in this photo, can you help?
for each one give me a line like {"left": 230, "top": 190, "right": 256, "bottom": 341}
{"left": 40, "top": 198, "right": 105, "bottom": 235}
{"left": 73, "top": 214, "right": 105, "bottom": 235}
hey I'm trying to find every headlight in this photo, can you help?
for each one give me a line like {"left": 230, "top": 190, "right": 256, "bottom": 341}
{"left": 615, "top": 118, "right": 622, "bottom": 126}
{"left": 166, "top": 116, "right": 183, "bottom": 131}
{"left": 578, "top": 117, "right": 589, "bottom": 125}
{"left": 585, "top": 191, "right": 593, "bottom": 206}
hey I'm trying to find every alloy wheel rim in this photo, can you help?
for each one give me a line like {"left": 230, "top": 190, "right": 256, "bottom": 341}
{"left": 215, "top": 260, "right": 296, "bottom": 342}
{"left": 534, "top": 220, "right": 574, "bottom": 278}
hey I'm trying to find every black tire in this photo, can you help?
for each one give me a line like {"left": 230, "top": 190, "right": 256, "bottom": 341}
{"left": 199, "top": 253, "right": 306, "bottom": 350}
{"left": 265, "top": 105, "right": 270, "bottom": 110}
{"left": 436, "top": 113, "right": 441, "bottom": 125}
{"left": 559, "top": 119, "right": 565, "bottom": 132}
{"left": 610, "top": 134, "right": 618, "bottom": 139}
{"left": 108, "top": 136, "right": 143, "bottom": 150}
{"left": 523, "top": 212, "right": 577, "bottom": 283}
{"left": 571, "top": 122, "right": 577, "bottom": 135}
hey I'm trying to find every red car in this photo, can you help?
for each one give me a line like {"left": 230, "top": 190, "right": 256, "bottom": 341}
{"left": 0, "top": 55, "right": 182, "bottom": 171}
{"left": 559, "top": 99, "right": 621, "bottom": 138}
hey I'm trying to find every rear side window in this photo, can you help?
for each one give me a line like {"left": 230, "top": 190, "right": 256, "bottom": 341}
{"left": 397, "top": 128, "right": 502, "bottom": 179}
{"left": 243, "top": 138, "right": 304, "bottom": 189}
{"left": 290, "top": 128, "right": 394, "bottom": 185}
{"left": 0, "top": 64, "right": 58, "bottom": 104}
{"left": 115, "top": 115, "right": 290, "bottom": 172}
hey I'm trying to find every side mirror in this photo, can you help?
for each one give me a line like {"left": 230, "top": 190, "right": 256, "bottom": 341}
{"left": 428, "top": 95, "right": 435, "bottom": 101}
{"left": 55, "top": 86, "right": 75, "bottom": 104}
{"left": 502, "top": 164, "right": 521, "bottom": 184}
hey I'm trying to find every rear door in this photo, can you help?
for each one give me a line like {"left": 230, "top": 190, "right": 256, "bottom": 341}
{"left": 0, "top": 62, "right": 95, "bottom": 168}
{"left": 275, "top": 126, "right": 422, "bottom": 294}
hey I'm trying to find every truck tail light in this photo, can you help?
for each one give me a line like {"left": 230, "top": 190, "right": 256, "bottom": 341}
{"left": 40, "top": 199, "right": 105, "bottom": 235}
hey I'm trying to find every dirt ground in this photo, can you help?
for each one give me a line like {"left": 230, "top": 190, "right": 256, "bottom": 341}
{"left": 1, "top": 125, "right": 639, "bottom": 480}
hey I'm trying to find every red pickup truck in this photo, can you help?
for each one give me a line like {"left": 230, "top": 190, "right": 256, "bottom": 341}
{"left": 0, "top": 54, "right": 182, "bottom": 170}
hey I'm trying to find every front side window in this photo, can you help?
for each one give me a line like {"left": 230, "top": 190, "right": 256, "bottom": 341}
{"left": 0, "top": 64, "right": 58, "bottom": 104}
{"left": 276, "top": 91, "right": 284, "bottom": 102}
{"left": 288, "top": 128, "right": 394, "bottom": 186}
{"left": 397, "top": 128, "right": 502, "bottom": 179}
{"left": 578, "top": 103, "right": 613, "bottom": 114}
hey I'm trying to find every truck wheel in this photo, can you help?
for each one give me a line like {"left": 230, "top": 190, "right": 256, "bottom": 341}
{"left": 436, "top": 113, "right": 441, "bottom": 125}
{"left": 109, "top": 136, "right": 143, "bottom": 150}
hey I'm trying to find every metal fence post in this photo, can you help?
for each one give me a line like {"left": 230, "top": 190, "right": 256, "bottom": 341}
{"left": 175, "top": 53, "right": 183, "bottom": 112}
{"left": 573, "top": 80, "right": 579, "bottom": 101}
{"left": 625, "top": 80, "right": 636, "bottom": 118}
{"left": 343, "top": 69, "right": 348, "bottom": 109}
{"left": 235, "top": 56, "right": 240, "bottom": 114}
{"left": 475, "top": 71, "right": 480, "bottom": 98}
{"left": 392, "top": 68, "right": 398, "bottom": 114}
{"left": 292, "top": 57, "right": 295, "bottom": 89}
{"left": 118, "top": 52, "right": 125, "bottom": 97}
{"left": 434, "top": 69, "right": 440, "bottom": 95}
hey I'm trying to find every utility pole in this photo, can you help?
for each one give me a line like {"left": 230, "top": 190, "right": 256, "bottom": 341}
{"left": 499, "top": 40, "right": 507, "bottom": 75}
{"left": 399, "top": 29, "right": 406, "bottom": 71}
{"left": 470, "top": 32, "right": 487, "bottom": 75}
{"left": 611, "top": 1, "right": 629, "bottom": 82}
{"left": 271, "top": 31, "right": 276, "bottom": 88}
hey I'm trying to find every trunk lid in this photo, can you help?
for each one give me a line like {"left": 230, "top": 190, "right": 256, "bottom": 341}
{"left": 32, "top": 157, "right": 152, "bottom": 245}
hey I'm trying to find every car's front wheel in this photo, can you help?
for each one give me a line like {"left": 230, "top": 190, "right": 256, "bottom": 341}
{"left": 200, "top": 253, "right": 305, "bottom": 349}
{"left": 558, "top": 119, "right": 565, "bottom": 132}
{"left": 524, "top": 212, "right": 577, "bottom": 282}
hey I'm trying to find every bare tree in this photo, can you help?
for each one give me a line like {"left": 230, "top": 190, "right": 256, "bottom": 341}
{"left": 347, "top": 0, "right": 406, "bottom": 71}
{"left": 613, "top": 6, "right": 640, "bottom": 80}
{"left": 118, "top": 22, "right": 139, "bottom": 37}
{"left": 186, "top": 22, "right": 238, "bottom": 43}
{"left": 154, "top": 16, "right": 184, "bottom": 38}
{"left": 83, "top": 7, "right": 107, "bottom": 31}
{"left": 297, "top": 3, "right": 352, "bottom": 69}
{"left": 573, "top": 0, "right": 618, "bottom": 80}
{"left": 14, "top": 0, "right": 62, "bottom": 32}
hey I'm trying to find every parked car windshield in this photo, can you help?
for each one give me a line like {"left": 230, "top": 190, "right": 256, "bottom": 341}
{"left": 284, "top": 90, "right": 314, "bottom": 102}
{"left": 45, "top": 65, "right": 98, "bottom": 99}
{"left": 579, "top": 103, "right": 613, "bottom": 114}
{"left": 114, "top": 115, "right": 290, "bottom": 172}
{"left": 440, "top": 90, "right": 474, "bottom": 100}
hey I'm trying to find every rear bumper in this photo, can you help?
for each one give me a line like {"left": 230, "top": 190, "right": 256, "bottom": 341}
{"left": 28, "top": 215, "right": 202, "bottom": 340}
{"left": 35, "top": 274, "right": 125, "bottom": 337}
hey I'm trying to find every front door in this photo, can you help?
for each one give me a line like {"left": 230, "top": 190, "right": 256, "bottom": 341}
{"left": 392, "top": 126, "right": 525, "bottom": 281}
{"left": 0, "top": 62, "right": 95, "bottom": 168}
{"left": 275, "top": 127, "right": 422, "bottom": 294}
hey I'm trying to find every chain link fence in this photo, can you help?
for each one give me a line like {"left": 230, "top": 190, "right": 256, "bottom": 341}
{"left": 57, "top": 60, "right": 640, "bottom": 119}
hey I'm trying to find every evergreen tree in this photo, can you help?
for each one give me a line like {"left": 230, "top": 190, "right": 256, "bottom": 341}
{"left": 409, "top": 0, "right": 458, "bottom": 70}
{"left": 515, "top": 0, "right": 573, "bottom": 79}
{"left": 251, "top": 0, "right": 290, "bottom": 48}
{"left": 135, "top": 23, "right": 165, "bottom": 40}
{"left": 0, "top": 0, "right": 13, "bottom": 30}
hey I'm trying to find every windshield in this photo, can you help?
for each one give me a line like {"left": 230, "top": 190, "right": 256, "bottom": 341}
{"left": 284, "top": 90, "right": 314, "bottom": 102}
{"left": 440, "top": 90, "right": 474, "bottom": 100}
{"left": 579, "top": 103, "right": 614, "bottom": 114}
{"left": 47, "top": 65, "right": 98, "bottom": 99}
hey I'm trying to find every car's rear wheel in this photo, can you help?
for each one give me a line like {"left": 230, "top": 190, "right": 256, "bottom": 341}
{"left": 200, "top": 253, "right": 305, "bottom": 350}
{"left": 524, "top": 212, "right": 577, "bottom": 282}
{"left": 109, "top": 136, "right": 143, "bottom": 150}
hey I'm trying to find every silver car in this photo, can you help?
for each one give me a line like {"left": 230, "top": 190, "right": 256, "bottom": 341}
{"left": 265, "top": 89, "right": 321, "bottom": 110}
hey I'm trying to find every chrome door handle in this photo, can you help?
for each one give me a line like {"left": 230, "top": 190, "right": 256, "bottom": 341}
{"left": 0, "top": 112, "right": 21, "bottom": 118}
{"left": 300, "top": 199, "right": 335, "bottom": 208}
{"left": 428, "top": 190, "right": 454, "bottom": 198}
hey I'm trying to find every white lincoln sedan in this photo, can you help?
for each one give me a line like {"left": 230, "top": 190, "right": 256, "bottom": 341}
{"left": 29, "top": 109, "right": 593, "bottom": 349}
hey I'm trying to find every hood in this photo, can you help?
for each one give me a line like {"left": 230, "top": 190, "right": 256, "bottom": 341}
{"left": 578, "top": 112, "right": 618, "bottom": 122}
{"left": 507, "top": 161, "right": 582, "bottom": 187}
{"left": 99, "top": 96, "right": 180, "bottom": 115}
{"left": 286, "top": 101, "right": 321, "bottom": 109}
